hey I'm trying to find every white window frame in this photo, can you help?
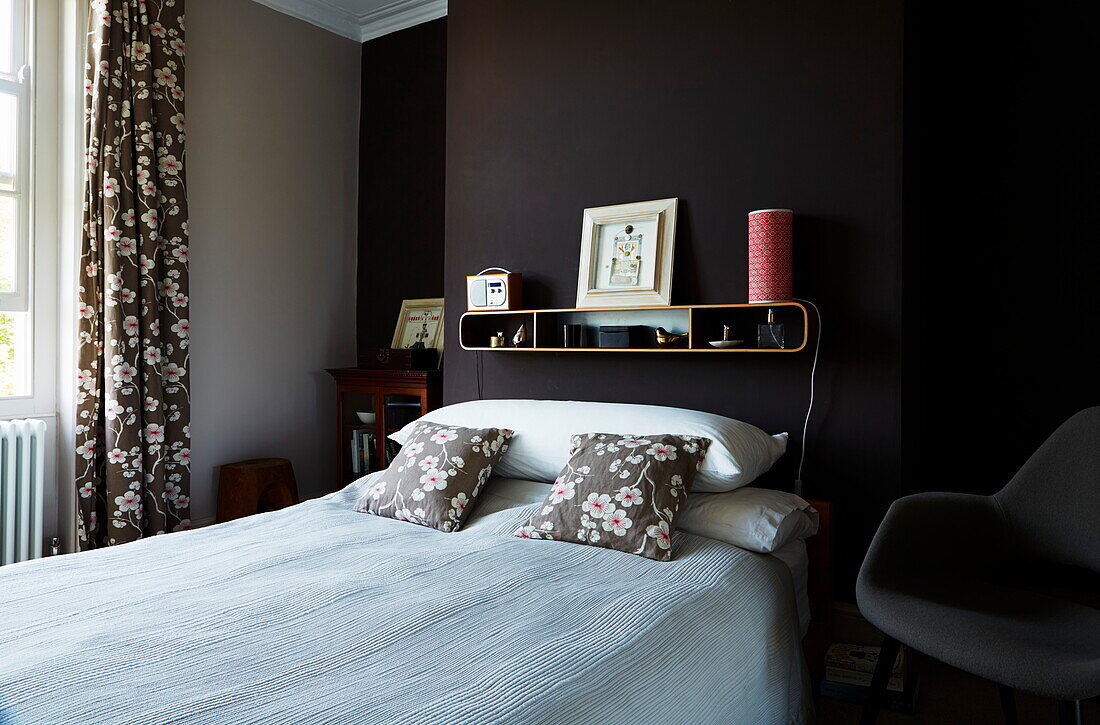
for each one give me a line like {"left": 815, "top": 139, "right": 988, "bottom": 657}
{"left": 0, "top": 0, "right": 32, "bottom": 311}
{"left": 0, "top": 0, "right": 62, "bottom": 417}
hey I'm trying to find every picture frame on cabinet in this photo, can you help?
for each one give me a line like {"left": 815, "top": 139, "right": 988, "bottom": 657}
{"left": 392, "top": 298, "right": 445, "bottom": 351}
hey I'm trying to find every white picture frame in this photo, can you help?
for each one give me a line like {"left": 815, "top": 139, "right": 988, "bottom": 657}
{"left": 391, "top": 298, "right": 445, "bottom": 351}
{"left": 575, "top": 198, "right": 678, "bottom": 308}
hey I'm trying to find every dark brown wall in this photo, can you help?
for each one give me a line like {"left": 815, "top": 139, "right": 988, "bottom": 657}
{"left": 444, "top": 0, "right": 904, "bottom": 595}
{"left": 902, "top": 2, "right": 1100, "bottom": 495}
{"left": 357, "top": 19, "right": 447, "bottom": 349}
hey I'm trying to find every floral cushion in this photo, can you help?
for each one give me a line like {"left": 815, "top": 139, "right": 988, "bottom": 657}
{"left": 355, "top": 423, "right": 513, "bottom": 532}
{"left": 514, "top": 433, "right": 711, "bottom": 561}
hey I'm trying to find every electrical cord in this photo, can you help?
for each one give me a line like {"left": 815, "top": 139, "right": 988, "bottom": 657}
{"left": 792, "top": 298, "right": 822, "bottom": 497}
{"left": 475, "top": 350, "right": 484, "bottom": 400}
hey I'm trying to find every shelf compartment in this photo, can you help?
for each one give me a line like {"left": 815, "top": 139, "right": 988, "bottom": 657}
{"left": 459, "top": 310, "right": 534, "bottom": 350}
{"left": 459, "top": 302, "right": 809, "bottom": 353}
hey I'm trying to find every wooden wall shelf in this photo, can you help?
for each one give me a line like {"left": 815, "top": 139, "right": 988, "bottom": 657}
{"left": 459, "top": 302, "right": 809, "bottom": 353}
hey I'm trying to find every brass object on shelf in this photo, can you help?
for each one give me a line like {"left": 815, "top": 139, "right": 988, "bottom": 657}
{"left": 655, "top": 327, "right": 688, "bottom": 348}
{"left": 490, "top": 331, "right": 506, "bottom": 348}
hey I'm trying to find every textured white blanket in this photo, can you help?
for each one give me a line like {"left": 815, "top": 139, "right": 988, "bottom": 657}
{"left": 0, "top": 479, "right": 810, "bottom": 724}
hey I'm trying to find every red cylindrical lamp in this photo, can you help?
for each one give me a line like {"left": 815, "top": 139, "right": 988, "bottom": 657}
{"left": 747, "top": 208, "right": 793, "bottom": 303}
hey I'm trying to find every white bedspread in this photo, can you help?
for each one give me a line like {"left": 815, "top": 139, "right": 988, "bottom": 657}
{"left": 0, "top": 478, "right": 811, "bottom": 725}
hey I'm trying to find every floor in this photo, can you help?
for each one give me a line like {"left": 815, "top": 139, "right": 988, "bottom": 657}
{"left": 815, "top": 652, "right": 1100, "bottom": 724}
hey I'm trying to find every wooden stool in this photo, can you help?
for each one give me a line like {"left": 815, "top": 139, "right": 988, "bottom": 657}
{"left": 216, "top": 458, "right": 300, "bottom": 523}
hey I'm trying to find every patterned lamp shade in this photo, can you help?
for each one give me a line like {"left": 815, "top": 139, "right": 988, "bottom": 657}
{"left": 747, "top": 209, "right": 793, "bottom": 302}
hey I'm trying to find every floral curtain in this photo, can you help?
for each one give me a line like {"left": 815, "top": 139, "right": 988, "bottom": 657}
{"left": 76, "top": 0, "right": 190, "bottom": 549}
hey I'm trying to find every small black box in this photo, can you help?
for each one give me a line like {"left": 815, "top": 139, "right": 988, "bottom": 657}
{"left": 598, "top": 325, "right": 646, "bottom": 348}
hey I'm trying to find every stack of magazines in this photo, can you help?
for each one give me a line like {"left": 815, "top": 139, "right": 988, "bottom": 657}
{"left": 819, "top": 643, "right": 919, "bottom": 712}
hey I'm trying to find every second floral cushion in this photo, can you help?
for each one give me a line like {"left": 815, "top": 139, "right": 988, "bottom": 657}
{"left": 514, "top": 432, "right": 711, "bottom": 561}
{"left": 355, "top": 422, "right": 513, "bottom": 532}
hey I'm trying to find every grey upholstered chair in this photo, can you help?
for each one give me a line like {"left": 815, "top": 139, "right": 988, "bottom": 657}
{"left": 857, "top": 407, "right": 1100, "bottom": 725}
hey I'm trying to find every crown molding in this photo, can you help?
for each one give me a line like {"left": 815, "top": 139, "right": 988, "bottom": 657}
{"left": 251, "top": 0, "right": 363, "bottom": 40}
{"left": 250, "top": 0, "right": 446, "bottom": 43}
{"left": 358, "top": 0, "right": 447, "bottom": 42}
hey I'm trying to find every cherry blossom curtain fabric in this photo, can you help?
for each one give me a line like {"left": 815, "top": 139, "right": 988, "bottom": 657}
{"left": 76, "top": 0, "right": 190, "bottom": 549}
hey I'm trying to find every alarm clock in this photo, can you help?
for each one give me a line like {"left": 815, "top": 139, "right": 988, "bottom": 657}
{"left": 467, "top": 268, "right": 522, "bottom": 311}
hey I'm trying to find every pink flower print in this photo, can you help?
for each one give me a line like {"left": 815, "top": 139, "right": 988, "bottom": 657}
{"left": 646, "top": 520, "right": 672, "bottom": 550}
{"left": 429, "top": 429, "right": 459, "bottom": 444}
{"left": 115, "top": 490, "right": 140, "bottom": 512}
{"left": 117, "top": 237, "right": 137, "bottom": 256}
{"left": 153, "top": 67, "right": 176, "bottom": 86}
{"left": 419, "top": 468, "right": 448, "bottom": 491}
{"left": 170, "top": 319, "right": 189, "bottom": 338}
{"left": 144, "top": 423, "right": 165, "bottom": 443}
{"left": 614, "top": 486, "right": 643, "bottom": 507}
{"left": 79, "top": 483, "right": 95, "bottom": 498}
{"left": 581, "top": 492, "right": 612, "bottom": 519}
{"left": 548, "top": 479, "right": 576, "bottom": 504}
{"left": 602, "top": 509, "right": 632, "bottom": 536}
{"left": 164, "top": 363, "right": 185, "bottom": 382}
{"left": 158, "top": 155, "right": 181, "bottom": 176}
{"left": 646, "top": 443, "right": 677, "bottom": 461}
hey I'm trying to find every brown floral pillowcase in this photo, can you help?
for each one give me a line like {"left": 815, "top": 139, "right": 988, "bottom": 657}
{"left": 514, "top": 433, "right": 711, "bottom": 561}
{"left": 355, "top": 423, "right": 513, "bottom": 532}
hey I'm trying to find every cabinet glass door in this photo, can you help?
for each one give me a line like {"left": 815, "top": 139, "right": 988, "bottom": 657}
{"left": 383, "top": 393, "right": 422, "bottom": 465}
{"left": 342, "top": 391, "right": 379, "bottom": 483}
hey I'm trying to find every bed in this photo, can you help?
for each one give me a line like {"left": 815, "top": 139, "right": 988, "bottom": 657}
{"left": 0, "top": 473, "right": 813, "bottom": 724}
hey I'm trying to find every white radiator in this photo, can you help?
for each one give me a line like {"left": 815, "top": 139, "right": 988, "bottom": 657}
{"left": 0, "top": 419, "right": 48, "bottom": 565}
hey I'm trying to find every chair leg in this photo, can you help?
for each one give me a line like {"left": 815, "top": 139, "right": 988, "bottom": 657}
{"left": 859, "top": 634, "right": 900, "bottom": 725}
{"left": 998, "top": 684, "right": 1018, "bottom": 725}
{"left": 1059, "top": 700, "right": 1083, "bottom": 725}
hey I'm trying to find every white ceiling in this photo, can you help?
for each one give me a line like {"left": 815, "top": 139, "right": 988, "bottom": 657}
{"left": 251, "top": 0, "right": 446, "bottom": 42}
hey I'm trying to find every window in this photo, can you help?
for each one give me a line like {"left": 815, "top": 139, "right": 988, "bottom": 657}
{"left": 0, "top": 0, "right": 30, "bottom": 397}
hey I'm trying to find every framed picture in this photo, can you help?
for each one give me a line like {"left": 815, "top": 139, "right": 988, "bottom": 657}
{"left": 575, "top": 198, "right": 678, "bottom": 308}
{"left": 392, "top": 298, "right": 445, "bottom": 351}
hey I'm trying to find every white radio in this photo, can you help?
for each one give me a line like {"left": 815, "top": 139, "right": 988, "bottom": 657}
{"left": 466, "top": 268, "right": 522, "bottom": 311}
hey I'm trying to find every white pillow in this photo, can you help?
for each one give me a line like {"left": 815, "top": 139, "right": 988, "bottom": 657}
{"left": 678, "top": 487, "right": 818, "bottom": 553}
{"left": 389, "top": 399, "right": 787, "bottom": 492}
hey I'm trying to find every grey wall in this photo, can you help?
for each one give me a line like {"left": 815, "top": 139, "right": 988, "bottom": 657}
{"left": 187, "top": 0, "right": 361, "bottom": 520}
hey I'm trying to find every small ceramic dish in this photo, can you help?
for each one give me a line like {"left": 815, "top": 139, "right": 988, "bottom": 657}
{"left": 356, "top": 412, "right": 377, "bottom": 424}
{"left": 709, "top": 340, "right": 745, "bottom": 349}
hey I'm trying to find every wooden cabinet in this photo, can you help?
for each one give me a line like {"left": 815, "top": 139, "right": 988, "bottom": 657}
{"left": 326, "top": 368, "right": 441, "bottom": 487}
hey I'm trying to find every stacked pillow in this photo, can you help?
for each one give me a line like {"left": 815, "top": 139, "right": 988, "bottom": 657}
{"left": 355, "top": 422, "right": 512, "bottom": 532}
{"left": 514, "top": 432, "right": 711, "bottom": 561}
{"left": 389, "top": 399, "right": 787, "bottom": 492}
{"left": 362, "top": 399, "right": 813, "bottom": 560}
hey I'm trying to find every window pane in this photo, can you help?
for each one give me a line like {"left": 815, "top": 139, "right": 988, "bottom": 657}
{"left": 0, "top": 92, "right": 15, "bottom": 191}
{"left": 0, "top": 0, "right": 13, "bottom": 76}
{"left": 0, "top": 311, "right": 26, "bottom": 397}
{"left": 0, "top": 194, "right": 14, "bottom": 292}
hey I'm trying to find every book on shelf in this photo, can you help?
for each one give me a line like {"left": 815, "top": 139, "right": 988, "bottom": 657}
{"left": 825, "top": 666, "right": 904, "bottom": 692}
{"left": 818, "top": 673, "right": 920, "bottom": 713}
{"left": 825, "top": 643, "right": 906, "bottom": 689}
{"left": 350, "top": 429, "right": 377, "bottom": 475}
